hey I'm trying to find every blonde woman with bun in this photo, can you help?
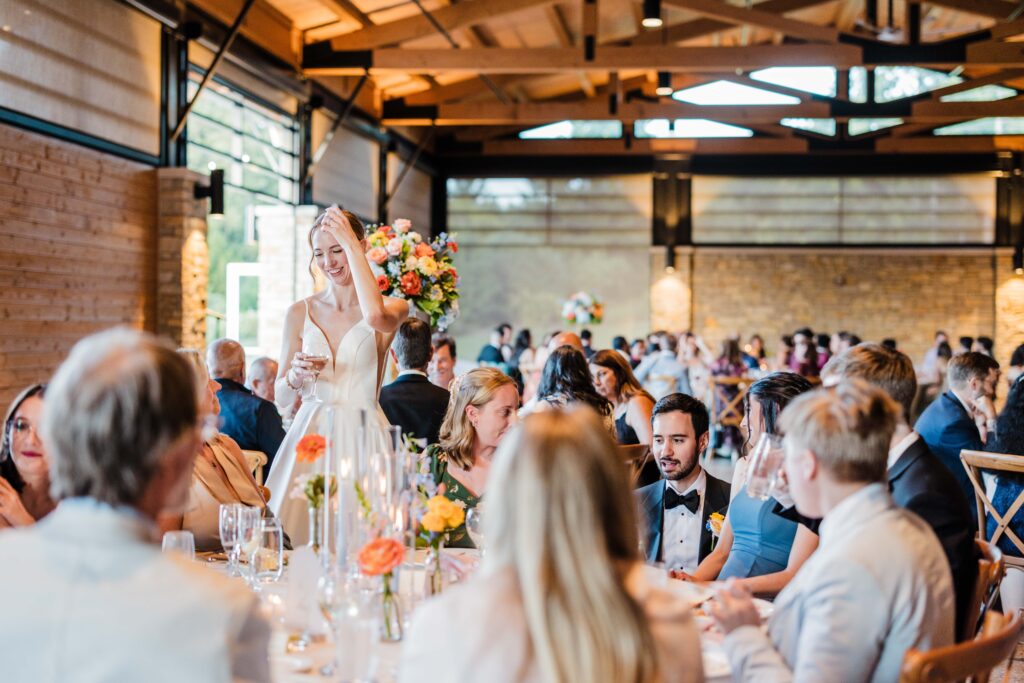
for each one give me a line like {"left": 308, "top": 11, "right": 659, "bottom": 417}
{"left": 424, "top": 367, "right": 519, "bottom": 548}
{"left": 401, "top": 407, "right": 704, "bottom": 683}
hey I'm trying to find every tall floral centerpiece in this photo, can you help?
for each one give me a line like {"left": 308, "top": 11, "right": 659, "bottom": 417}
{"left": 561, "top": 291, "right": 604, "bottom": 327}
{"left": 419, "top": 495, "right": 466, "bottom": 596}
{"left": 289, "top": 434, "right": 336, "bottom": 554}
{"left": 366, "top": 219, "right": 460, "bottom": 330}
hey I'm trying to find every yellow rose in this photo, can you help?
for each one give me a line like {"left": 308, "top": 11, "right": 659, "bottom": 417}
{"left": 417, "top": 256, "right": 439, "bottom": 278}
{"left": 428, "top": 495, "right": 457, "bottom": 520}
{"left": 446, "top": 506, "right": 465, "bottom": 528}
{"left": 421, "top": 511, "right": 446, "bottom": 533}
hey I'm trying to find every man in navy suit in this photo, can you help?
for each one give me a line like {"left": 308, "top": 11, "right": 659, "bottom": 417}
{"left": 824, "top": 344, "right": 977, "bottom": 638}
{"left": 207, "top": 339, "right": 285, "bottom": 480}
{"left": 915, "top": 351, "right": 1000, "bottom": 520}
{"left": 380, "top": 318, "right": 450, "bottom": 445}
{"left": 637, "top": 393, "right": 730, "bottom": 572}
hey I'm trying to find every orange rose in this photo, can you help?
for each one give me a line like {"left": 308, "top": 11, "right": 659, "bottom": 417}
{"left": 296, "top": 434, "right": 326, "bottom": 463}
{"left": 400, "top": 271, "right": 422, "bottom": 296}
{"left": 358, "top": 537, "right": 405, "bottom": 576}
{"left": 414, "top": 243, "right": 435, "bottom": 258}
{"left": 367, "top": 246, "right": 388, "bottom": 265}
{"left": 376, "top": 274, "right": 390, "bottom": 292}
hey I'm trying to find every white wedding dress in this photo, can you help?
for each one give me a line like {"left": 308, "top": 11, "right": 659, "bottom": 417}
{"left": 265, "top": 301, "right": 394, "bottom": 546}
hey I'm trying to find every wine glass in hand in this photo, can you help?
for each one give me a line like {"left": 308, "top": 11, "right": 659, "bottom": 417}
{"left": 301, "top": 352, "right": 329, "bottom": 400}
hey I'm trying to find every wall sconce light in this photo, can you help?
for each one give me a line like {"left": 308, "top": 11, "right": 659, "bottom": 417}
{"left": 195, "top": 168, "right": 224, "bottom": 216}
{"left": 665, "top": 244, "right": 676, "bottom": 273}
{"left": 656, "top": 72, "right": 673, "bottom": 97}
{"left": 1014, "top": 244, "right": 1023, "bottom": 276}
{"left": 642, "top": 0, "right": 663, "bottom": 28}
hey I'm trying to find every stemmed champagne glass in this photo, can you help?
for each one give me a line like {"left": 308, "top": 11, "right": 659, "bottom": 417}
{"left": 466, "top": 506, "right": 485, "bottom": 555}
{"left": 219, "top": 504, "right": 260, "bottom": 576}
{"left": 300, "top": 346, "right": 329, "bottom": 401}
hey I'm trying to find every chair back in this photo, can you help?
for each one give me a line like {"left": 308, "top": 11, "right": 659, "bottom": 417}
{"left": 960, "top": 450, "right": 1024, "bottom": 569}
{"left": 707, "top": 376, "right": 751, "bottom": 429}
{"left": 900, "top": 610, "right": 1023, "bottom": 683}
{"left": 241, "top": 449, "right": 268, "bottom": 485}
{"left": 959, "top": 539, "right": 1006, "bottom": 642}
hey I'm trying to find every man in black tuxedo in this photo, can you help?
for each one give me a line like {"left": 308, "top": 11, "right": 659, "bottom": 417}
{"left": 380, "top": 318, "right": 450, "bottom": 445}
{"left": 637, "top": 393, "right": 730, "bottom": 572}
{"left": 823, "top": 343, "right": 977, "bottom": 639}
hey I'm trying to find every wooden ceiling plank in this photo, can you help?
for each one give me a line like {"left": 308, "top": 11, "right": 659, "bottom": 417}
{"left": 547, "top": 4, "right": 574, "bottom": 47}
{"left": 923, "top": 0, "right": 1018, "bottom": 21}
{"left": 317, "top": 0, "right": 373, "bottom": 27}
{"left": 661, "top": 0, "right": 839, "bottom": 43}
{"left": 326, "top": 0, "right": 558, "bottom": 49}
{"left": 625, "top": 0, "right": 835, "bottom": 46}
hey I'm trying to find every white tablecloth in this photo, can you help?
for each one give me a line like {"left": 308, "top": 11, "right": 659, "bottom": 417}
{"left": 204, "top": 552, "right": 759, "bottom": 683}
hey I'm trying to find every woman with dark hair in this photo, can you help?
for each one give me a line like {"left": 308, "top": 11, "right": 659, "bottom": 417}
{"left": 985, "top": 375, "right": 1024, "bottom": 615}
{"left": 787, "top": 328, "right": 821, "bottom": 378}
{"left": 679, "top": 372, "right": 819, "bottom": 596}
{"left": 509, "top": 329, "right": 537, "bottom": 398}
{"left": 590, "top": 350, "right": 655, "bottom": 446}
{"left": 710, "top": 338, "right": 748, "bottom": 456}
{"left": 0, "top": 384, "right": 55, "bottom": 529}
{"left": 1008, "top": 342, "right": 1024, "bottom": 385}
{"left": 529, "top": 346, "right": 614, "bottom": 435}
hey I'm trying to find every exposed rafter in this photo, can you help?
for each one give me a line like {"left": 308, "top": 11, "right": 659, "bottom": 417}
{"left": 661, "top": 0, "right": 840, "bottom": 43}
{"left": 922, "top": 0, "right": 1019, "bottom": 21}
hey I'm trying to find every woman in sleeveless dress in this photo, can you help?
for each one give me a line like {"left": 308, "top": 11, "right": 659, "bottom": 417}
{"left": 265, "top": 207, "right": 408, "bottom": 545}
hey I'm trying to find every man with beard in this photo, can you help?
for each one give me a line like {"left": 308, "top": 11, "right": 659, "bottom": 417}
{"left": 637, "top": 393, "right": 731, "bottom": 572}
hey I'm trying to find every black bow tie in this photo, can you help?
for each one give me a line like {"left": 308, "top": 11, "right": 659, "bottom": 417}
{"left": 665, "top": 488, "right": 700, "bottom": 513}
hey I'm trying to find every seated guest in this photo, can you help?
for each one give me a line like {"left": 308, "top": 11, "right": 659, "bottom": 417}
{"left": 0, "top": 329, "right": 270, "bottom": 682}
{"left": 207, "top": 339, "right": 285, "bottom": 477}
{"left": 637, "top": 394, "right": 730, "bottom": 573}
{"left": 710, "top": 338, "right": 749, "bottom": 456}
{"left": 401, "top": 407, "right": 704, "bottom": 683}
{"left": 163, "top": 349, "right": 266, "bottom": 552}
{"left": 477, "top": 324, "right": 508, "bottom": 368}
{"left": 919, "top": 330, "right": 949, "bottom": 386}
{"left": 684, "top": 374, "right": 818, "bottom": 597}
{"left": 814, "top": 333, "right": 831, "bottom": 365}
{"left": 526, "top": 346, "right": 614, "bottom": 435}
{"left": 547, "top": 330, "right": 584, "bottom": 354}
{"left": 955, "top": 336, "right": 973, "bottom": 356}
{"left": 634, "top": 333, "right": 691, "bottom": 399}
{"left": 787, "top": 327, "right": 821, "bottom": 378}
{"left": 984, "top": 375, "right": 1024, "bottom": 617}
{"left": 713, "top": 381, "right": 955, "bottom": 681}
{"left": 915, "top": 351, "right": 1000, "bottom": 518}
{"left": 611, "top": 335, "right": 631, "bottom": 362}
{"left": 425, "top": 368, "right": 519, "bottom": 548}
{"left": 580, "top": 328, "right": 597, "bottom": 360}
{"left": 1008, "top": 342, "right": 1024, "bottom": 385}
{"left": 381, "top": 318, "right": 450, "bottom": 445}
{"left": 973, "top": 335, "right": 994, "bottom": 357}
{"left": 823, "top": 344, "right": 977, "bottom": 637}
{"left": 590, "top": 350, "right": 655, "bottom": 446}
{"left": 429, "top": 333, "right": 457, "bottom": 390}
{"left": 629, "top": 338, "right": 647, "bottom": 368}
{"left": 0, "top": 384, "right": 56, "bottom": 529}
{"left": 741, "top": 334, "right": 766, "bottom": 372}
{"left": 773, "top": 335, "right": 793, "bottom": 373}
{"left": 248, "top": 356, "right": 278, "bottom": 403}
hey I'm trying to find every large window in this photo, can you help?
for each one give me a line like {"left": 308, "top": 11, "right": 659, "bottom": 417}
{"left": 185, "top": 74, "right": 299, "bottom": 345}
{"left": 692, "top": 175, "right": 995, "bottom": 244}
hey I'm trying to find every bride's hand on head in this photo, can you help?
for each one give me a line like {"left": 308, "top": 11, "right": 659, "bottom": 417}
{"left": 321, "top": 205, "right": 362, "bottom": 250}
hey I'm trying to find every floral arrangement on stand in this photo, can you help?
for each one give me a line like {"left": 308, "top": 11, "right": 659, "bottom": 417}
{"left": 418, "top": 495, "right": 466, "bottom": 596}
{"left": 357, "top": 537, "right": 406, "bottom": 641}
{"left": 289, "top": 434, "right": 336, "bottom": 553}
{"left": 561, "top": 291, "right": 604, "bottom": 326}
{"left": 365, "top": 218, "right": 460, "bottom": 330}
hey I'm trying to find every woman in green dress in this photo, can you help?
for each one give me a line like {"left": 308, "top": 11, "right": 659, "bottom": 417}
{"left": 424, "top": 367, "right": 520, "bottom": 547}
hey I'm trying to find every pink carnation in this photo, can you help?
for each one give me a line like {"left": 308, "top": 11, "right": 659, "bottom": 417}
{"left": 386, "top": 237, "right": 404, "bottom": 256}
{"left": 393, "top": 218, "right": 412, "bottom": 233}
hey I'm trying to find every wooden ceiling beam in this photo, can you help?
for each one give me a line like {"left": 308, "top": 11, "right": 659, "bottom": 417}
{"left": 967, "top": 42, "right": 1024, "bottom": 66}
{"left": 324, "top": 0, "right": 558, "bottom": 48}
{"left": 922, "top": 0, "right": 1019, "bottom": 20}
{"left": 306, "top": 44, "right": 863, "bottom": 74}
{"left": 661, "top": 0, "right": 840, "bottom": 43}
{"left": 317, "top": 0, "right": 373, "bottom": 28}
{"left": 623, "top": 0, "right": 831, "bottom": 47}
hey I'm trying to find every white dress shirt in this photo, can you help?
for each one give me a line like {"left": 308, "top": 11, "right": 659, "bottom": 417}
{"left": 723, "top": 483, "right": 955, "bottom": 683}
{"left": 662, "top": 470, "right": 707, "bottom": 574}
{"left": 0, "top": 499, "right": 270, "bottom": 683}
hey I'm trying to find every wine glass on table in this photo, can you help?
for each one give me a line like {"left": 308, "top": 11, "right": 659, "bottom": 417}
{"left": 235, "top": 506, "right": 261, "bottom": 582}
{"left": 466, "top": 506, "right": 485, "bottom": 555}
{"left": 219, "top": 503, "right": 241, "bottom": 576}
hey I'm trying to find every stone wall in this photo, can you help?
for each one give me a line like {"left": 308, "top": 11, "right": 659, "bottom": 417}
{"left": 156, "top": 168, "right": 208, "bottom": 350}
{"left": 651, "top": 246, "right": 1024, "bottom": 375}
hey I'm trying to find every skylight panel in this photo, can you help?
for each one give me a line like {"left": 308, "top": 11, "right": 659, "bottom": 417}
{"left": 940, "top": 85, "right": 1017, "bottom": 102}
{"left": 934, "top": 118, "right": 1024, "bottom": 136}
{"left": 518, "top": 120, "right": 622, "bottom": 139}
{"left": 780, "top": 118, "right": 836, "bottom": 136}
{"left": 750, "top": 67, "right": 836, "bottom": 97}
{"left": 634, "top": 119, "right": 754, "bottom": 138}
{"left": 848, "top": 118, "right": 903, "bottom": 136}
{"left": 672, "top": 80, "right": 800, "bottom": 105}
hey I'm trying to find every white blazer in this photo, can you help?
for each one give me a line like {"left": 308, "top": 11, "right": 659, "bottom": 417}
{"left": 0, "top": 498, "right": 270, "bottom": 683}
{"left": 723, "top": 483, "right": 955, "bottom": 683}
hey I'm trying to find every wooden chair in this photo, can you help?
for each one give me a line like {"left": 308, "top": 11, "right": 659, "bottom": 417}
{"left": 241, "top": 449, "right": 268, "bottom": 485}
{"left": 959, "top": 539, "right": 1006, "bottom": 642}
{"left": 960, "top": 450, "right": 1024, "bottom": 573}
{"left": 707, "top": 376, "right": 751, "bottom": 430}
{"left": 900, "top": 610, "right": 1023, "bottom": 683}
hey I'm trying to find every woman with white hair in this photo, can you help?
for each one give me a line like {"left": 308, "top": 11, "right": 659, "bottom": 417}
{"left": 400, "top": 407, "right": 704, "bottom": 683}
{"left": 159, "top": 349, "right": 267, "bottom": 552}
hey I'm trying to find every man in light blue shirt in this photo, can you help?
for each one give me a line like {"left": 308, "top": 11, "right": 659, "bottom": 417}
{"left": 711, "top": 380, "right": 954, "bottom": 683}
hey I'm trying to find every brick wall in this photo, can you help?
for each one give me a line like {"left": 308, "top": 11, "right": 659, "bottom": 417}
{"left": 651, "top": 246, "right": 1023, "bottom": 374}
{"left": 0, "top": 123, "right": 157, "bottom": 407}
{"left": 156, "top": 168, "right": 208, "bottom": 350}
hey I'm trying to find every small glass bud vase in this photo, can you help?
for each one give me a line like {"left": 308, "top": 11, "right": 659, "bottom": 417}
{"left": 380, "top": 572, "right": 403, "bottom": 642}
{"left": 425, "top": 540, "right": 445, "bottom": 596}
{"left": 307, "top": 506, "right": 321, "bottom": 554}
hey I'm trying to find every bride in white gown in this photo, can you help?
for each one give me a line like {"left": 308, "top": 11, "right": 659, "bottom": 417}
{"left": 265, "top": 206, "right": 408, "bottom": 546}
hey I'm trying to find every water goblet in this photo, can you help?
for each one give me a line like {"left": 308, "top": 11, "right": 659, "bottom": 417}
{"left": 161, "top": 531, "right": 195, "bottom": 561}
{"left": 466, "top": 506, "right": 485, "bottom": 554}
{"left": 250, "top": 519, "right": 284, "bottom": 586}
{"left": 744, "top": 433, "right": 785, "bottom": 501}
